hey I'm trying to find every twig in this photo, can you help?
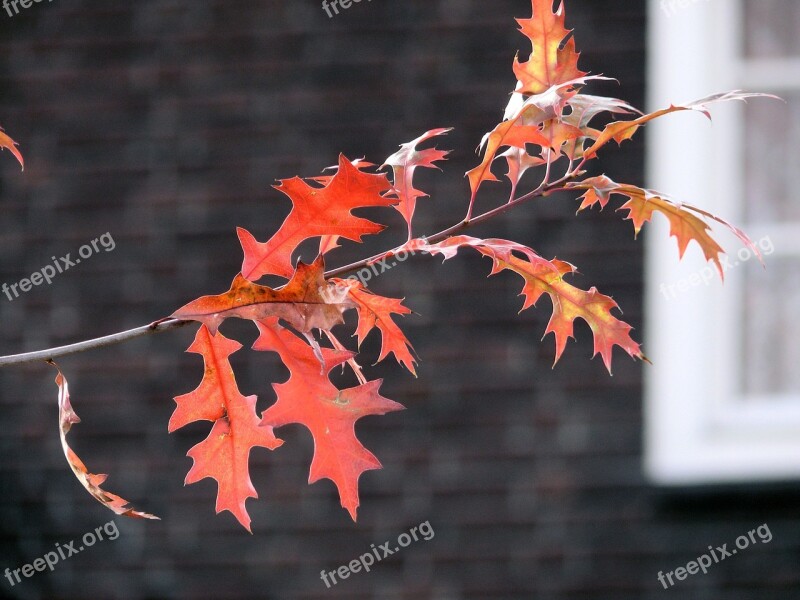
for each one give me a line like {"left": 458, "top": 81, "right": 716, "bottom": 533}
{"left": 0, "top": 319, "right": 190, "bottom": 367}
{"left": 0, "top": 167, "right": 583, "bottom": 368}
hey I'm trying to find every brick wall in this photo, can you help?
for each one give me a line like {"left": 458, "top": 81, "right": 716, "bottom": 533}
{"left": 0, "top": 1, "right": 798, "bottom": 599}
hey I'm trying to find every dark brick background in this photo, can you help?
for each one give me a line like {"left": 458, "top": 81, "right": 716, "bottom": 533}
{"left": 0, "top": 1, "right": 798, "bottom": 598}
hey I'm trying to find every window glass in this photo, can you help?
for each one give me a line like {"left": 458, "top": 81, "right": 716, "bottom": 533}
{"left": 742, "top": 257, "right": 800, "bottom": 397}
{"left": 744, "top": 93, "right": 800, "bottom": 223}
{"left": 745, "top": 0, "right": 800, "bottom": 58}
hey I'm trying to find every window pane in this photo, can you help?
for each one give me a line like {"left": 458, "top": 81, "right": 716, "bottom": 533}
{"left": 744, "top": 93, "right": 800, "bottom": 223}
{"left": 742, "top": 257, "right": 800, "bottom": 396}
{"left": 744, "top": 0, "right": 800, "bottom": 58}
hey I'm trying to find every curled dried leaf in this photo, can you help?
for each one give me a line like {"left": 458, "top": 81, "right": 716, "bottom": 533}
{"left": 51, "top": 362, "right": 158, "bottom": 520}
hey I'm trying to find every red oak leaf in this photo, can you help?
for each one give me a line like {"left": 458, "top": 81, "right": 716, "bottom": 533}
{"left": 513, "top": 0, "right": 587, "bottom": 95}
{"left": 0, "top": 127, "right": 24, "bottom": 170}
{"left": 255, "top": 318, "right": 403, "bottom": 520}
{"left": 382, "top": 128, "right": 452, "bottom": 239}
{"left": 500, "top": 146, "right": 546, "bottom": 200}
{"left": 466, "top": 89, "right": 558, "bottom": 203}
{"left": 467, "top": 77, "right": 603, "bottom": 203}
{"left": 51, "top": 362, "right": 158, "bottom": 520}
{"left": 568, "top": 176, "right": 761, "bottom": 279}
{"left": 498, "top": 93, "right": 636, "bottom": 197}
{"left": 333, "top": 278, "right": 417, "bottom": 375}
{"left": 170, "top": 325, "right": 282, "bottom": 532}
{"left": 496, "top": 253, "right": 645, "bottom": 373}
{"left": 582, "top": 91, "right": 780, "bottom": 159}
{"left": 171, "top": 257, "right": 352, "bottom": 336}
{"left": 501, "top": 93, "right": 629, "bottom": 196}
{"left": 414, "top": 236, "right": 645, "bottom": 373}
{"left": 561, "top": 94, "right": 640, "bottom": 155}
{"left": 312, "top": 157, "right": 379, "bottom": 256}
{"left": 238, "top": 154, "right": 395, "bottom": 280}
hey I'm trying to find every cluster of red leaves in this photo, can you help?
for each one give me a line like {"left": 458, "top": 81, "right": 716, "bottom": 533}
{"left": 169, "top": 156, "right": 428, "bottom": 529}
{"left": 17, "top": 0, "right": 774, "bottom": 530}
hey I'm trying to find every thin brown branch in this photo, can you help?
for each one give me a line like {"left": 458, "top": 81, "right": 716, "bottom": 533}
{"left": 0, "top": 318, "right": 191, "bottom": 367}
{"left": 0, "top": 165, "right": 585, "bottom": 368}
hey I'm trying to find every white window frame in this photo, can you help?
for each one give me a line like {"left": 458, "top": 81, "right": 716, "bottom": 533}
{"left": 645, "top": 0, "right": 800, "bottom": 484}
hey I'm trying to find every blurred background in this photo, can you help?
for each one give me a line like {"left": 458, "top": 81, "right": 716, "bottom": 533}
{"left": 0, "top": 0, "right": 798, "bottom": 598}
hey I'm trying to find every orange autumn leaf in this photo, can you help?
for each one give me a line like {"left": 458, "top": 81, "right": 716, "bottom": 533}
{"left": 500, "top": 146, "right": 547, "bottom": 200}
{"left": 312, "top": 157, "right": 379, "bottom": 256}
{"left": 414, "top": 236, "right": 645, "bottom": 373}
{"left": 0, "top": 126, "right": 24, "bottom": 170}
{"left": 255, "top": 318, "right": 403, "bottom": 520}
{"left": 499, "top": 93, "right": 634, "bottom": 198}
{"left": 333, "top": 278, "right": 417, "bottom": 375}
{"left": 582, "top": 91, "right": 780, "bottom": 160}
{"left": 171, "top": 257, "right": 352, "bottom": 336}
{"left": 382, "top": 128, "right": 452, "bottom": 239}
{"left": 513, "top": 0, "right": 587, "bottom": 95}
{"left": 51, "top": 362, "right": 158, "bottom": 520}
{"left": 490, "top": 252, "right": 645, "bottom": 373}
{"left": 559, "top": 93, "right": 640, "bottom": 161}
{"left": 569, "top": 175, "right": 761, "bottom": 278}
{"left": 467, "top": 80, "right": 587, "bottom": 202}
{"left": 170, "top": 325, "right": 282, "bottom": 532}
{"left": 238, "top": 154, "right": 395, "bottom": 280}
